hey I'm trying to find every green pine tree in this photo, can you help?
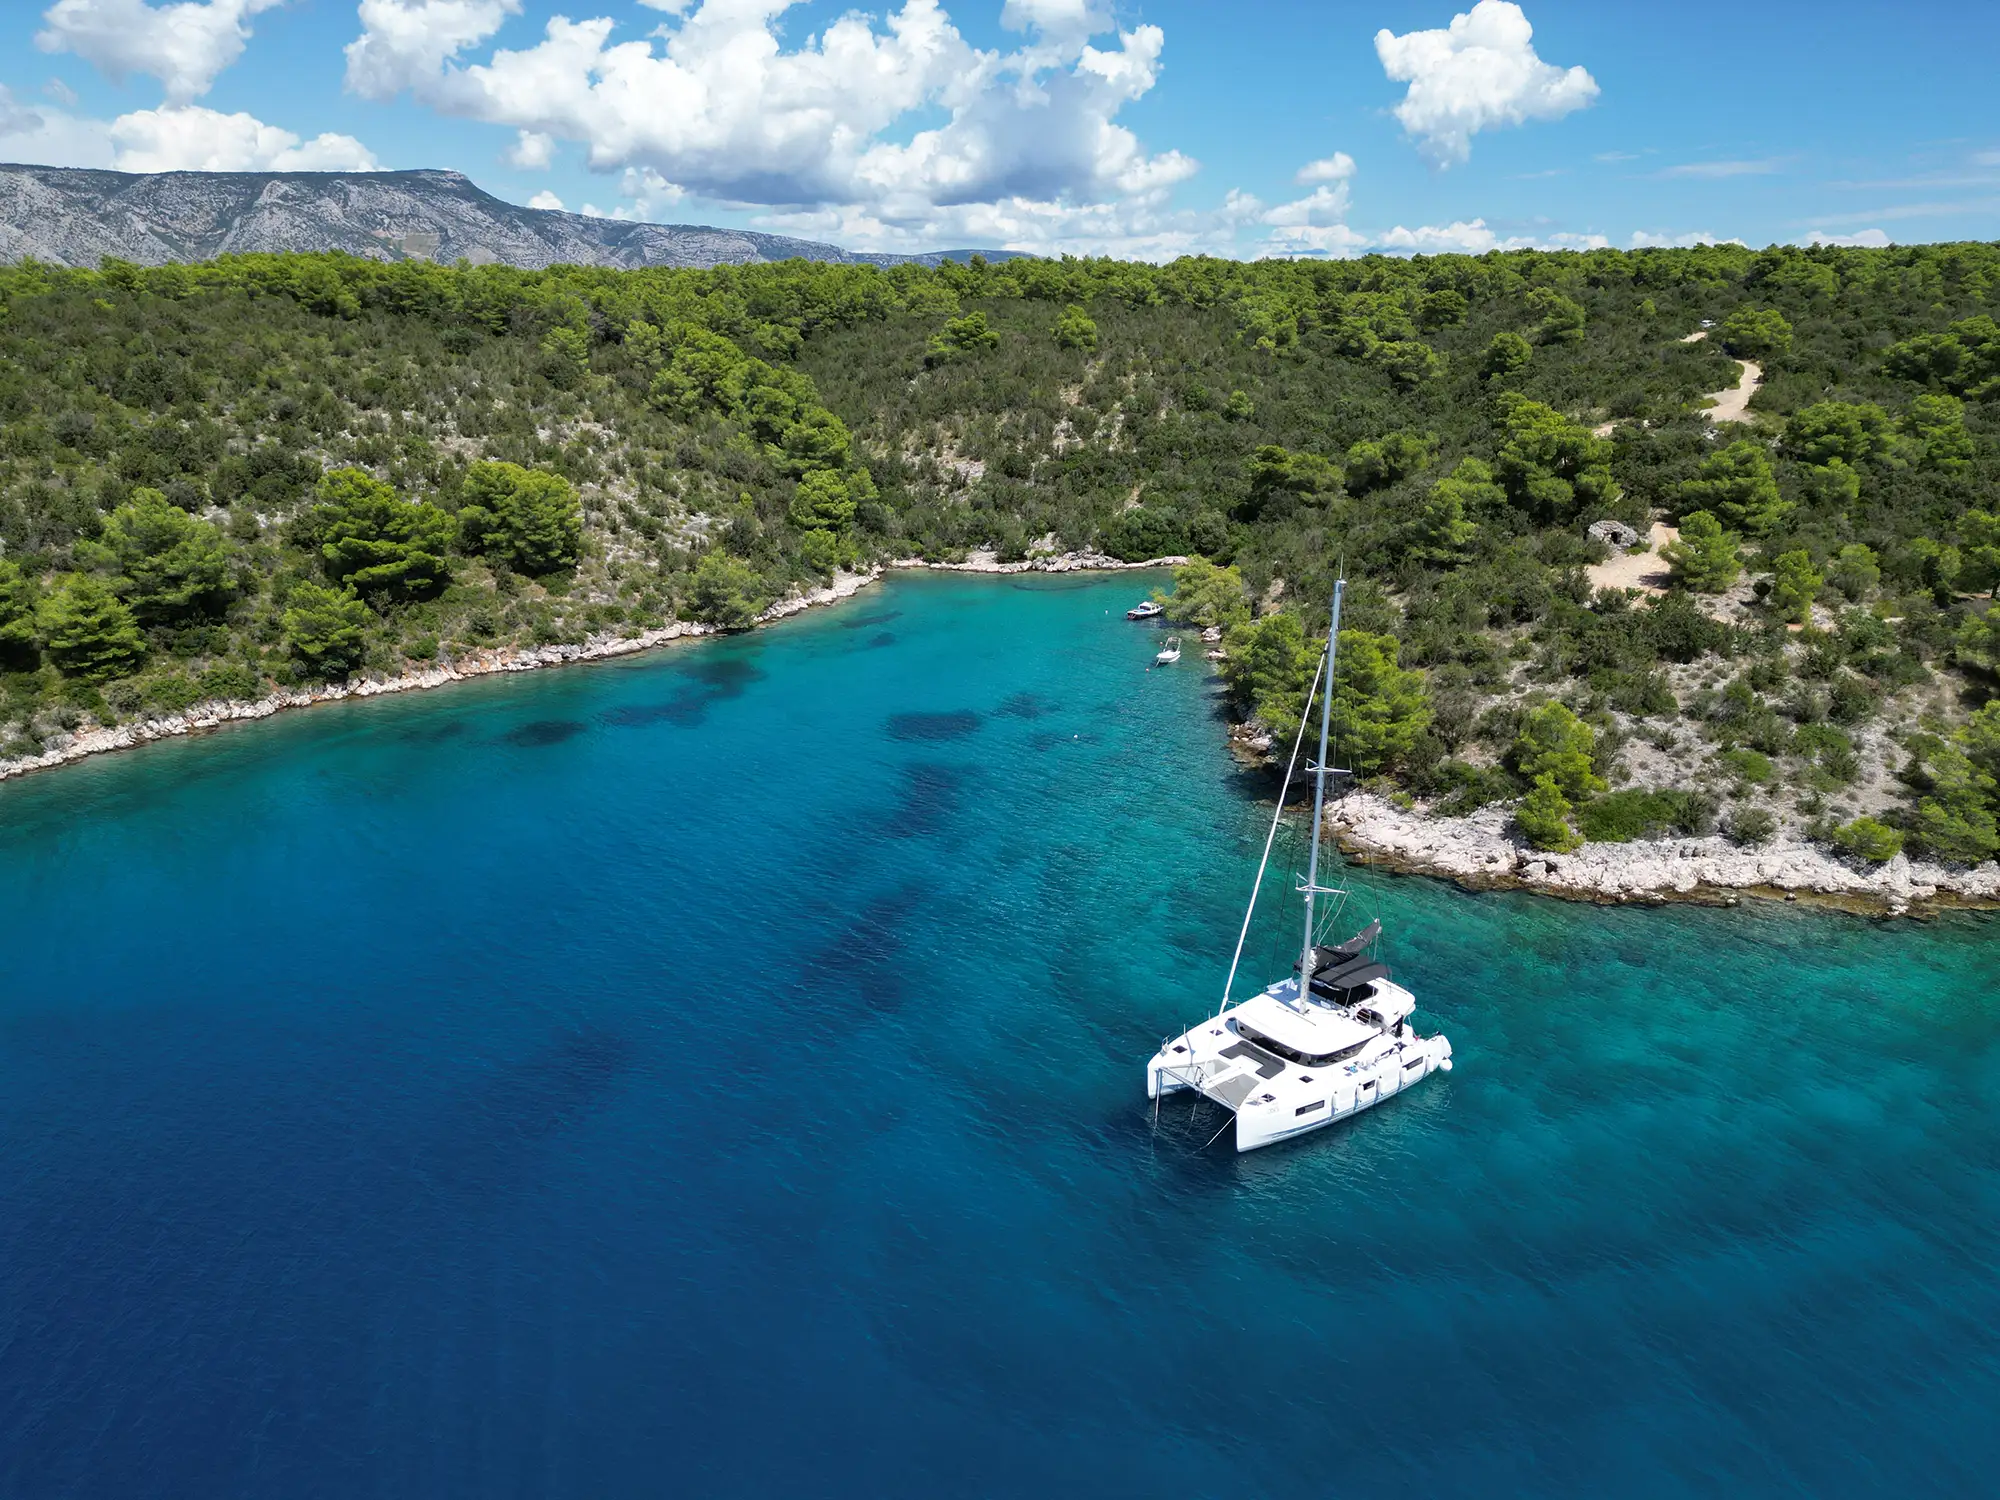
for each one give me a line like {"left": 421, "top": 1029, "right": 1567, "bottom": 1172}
{"left": 1053, "top": 304, "right": 1098, "bottom": 352}
{"left": 1329, "top": 630, "right": 1432, "bottom": 775}
{"left": 1911, "top": 745, "right": 1999, "bottom": 863}
{"left": 788, "top": 470, "right": 859, "bottom": 533}
{"left": 1959, "top": 509, "right": 2000, "bottom": 598}
{"left": 1826, "top": 543, "right": 1881, "bottom": 602}
{"left": 1718, "top": 305, "right": 1792, "bottom": 360}
{"left": 1678, "top": 441, "right": 1790, "bottom": 535}
{"left": 1768, "top": 550, "right": 1824, "bottom": 624}
{"left": 1158, "top": 559, "right": 1250, "bottom": 632}
{"left": 1512, "top": 701, "right": 1606, "bottom": 796}
{"left": 1663, "top": 510, "right": 1742, "bottom": 592}
{"left": 37, "top": 574, "right": 146, "bottom": 682}
{"left": 0, "top": 558, "right": 39, "bottom": 667}
{"left": 457, "top": 461, "right": 583, "bottom": 576}
{"left": 1515, "top": 774, "right": 1582, "bottom": 852}
{"left": 86, "top": 487, "right": 236, "bottom": 623}
{"left": 1223, "top": 613, "right": 1311, "bottom": 745}
{"left": 688, "top": 550, "right": 766, "bottom": 630}
{"left": 312, "top": 467, "right": 454, "bottom": 597}
{"left": 282, "top": 582, "right": 372, "bottom": 680}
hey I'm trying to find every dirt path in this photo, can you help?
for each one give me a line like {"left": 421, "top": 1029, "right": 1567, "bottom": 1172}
{"left": 1593, "top": 329, "right": 1761, "bottom": 437}
{"left": 1585, "top": 521, "right": 1677, "bottom": 596}
{"left": 1703, "top": 355, "right": 1762, "bottom": 424}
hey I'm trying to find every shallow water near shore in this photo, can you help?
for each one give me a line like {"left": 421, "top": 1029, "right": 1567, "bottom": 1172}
{"left": 3, "top": 572, "right": 1997, "bottom": 1498}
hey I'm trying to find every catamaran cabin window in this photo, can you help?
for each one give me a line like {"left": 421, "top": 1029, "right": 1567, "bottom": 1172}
{"left": 1232, "top": 1022, "right": 1370, "bottom": 1069}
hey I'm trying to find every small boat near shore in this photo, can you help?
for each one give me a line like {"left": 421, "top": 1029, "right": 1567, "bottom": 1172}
{"left": 1145, "top": 577, "right": 1452, "bottom": 1151}
{"left": 1126, "top": 600, "right": 1164, "bottom": 620}
{"left": 1154, "top": 636, "right": 1182, "bottom": 665}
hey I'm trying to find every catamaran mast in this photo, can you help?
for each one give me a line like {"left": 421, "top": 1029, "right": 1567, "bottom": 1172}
{"left": 1298, "top": 579, "right": 1344, "bottom": 1002}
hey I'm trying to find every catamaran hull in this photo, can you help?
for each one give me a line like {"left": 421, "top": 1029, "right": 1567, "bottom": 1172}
{"left": 1149, "top": 1035, "right": 1453, "bottom": 1152}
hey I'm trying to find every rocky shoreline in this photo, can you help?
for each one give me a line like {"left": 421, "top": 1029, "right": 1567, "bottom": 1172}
{"left": 1327, "top": 791, "right": 2000, "bottom": 919}
{"left": 0, "top": 552, "right": 1181, "bottom": 786}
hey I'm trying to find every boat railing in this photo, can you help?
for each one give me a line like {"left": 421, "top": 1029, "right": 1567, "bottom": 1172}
{"left": 1155, "top": 1058, "right": 1221, "bottom": 1093}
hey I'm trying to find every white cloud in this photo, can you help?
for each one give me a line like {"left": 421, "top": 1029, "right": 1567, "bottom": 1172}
{"left": 621, "top": 166, "right": 685, "bottom": 210}
{"left": 1261, "top": 183, "right": 1352, "bottom": 229}
{"left": 1374, "top": 0, "right": 1597, "bottom": 167}
{"left": 1801, "top": 228, "right": 1893, "bottom": 248}
{"left": 343, "top": 0, "right": 1195, "bottom": 255}
{"left": 505, "top": 129, "right": 554, "bottom": 169}
{"left": 582, "top": 166, "right": 689, "bottom": 223}
{"left": 108, "top": 105, "right": 380, "bottom": 172}
{"left": 0, "top": 86, "right": 44, "bottom": 138}
{"left": 1257, "top": 223, "right": 1373, "bottom": 258}
{"left": 755, "top": 185, "right": 1245, "bottom": 261}
{"left": 45, "top": 78, "right": 81, "bottom": 108}
{"left": 37, "top": 0, "right": 285, "bottom": 104}
{"left": 1628, "top": 229, "right": 1741, "bottom": 248}
{"left": 1380, "top": 218, "right": 1509, "bottom": 253}
{"left": 1367, "top": 218, "right": 1605, "bottom": 255}
{"left": 0, "top": 94, "right": 117, "bottom": 167}
{"left": 580, "top": 168, "right": 691, "bottom": 223}
{"left": 527, "top": 189, "right": 563, "bottom": 210}
{"left": 1295, "top": 152, "right": 1355, "bottom": 185}
{"left": 1658, "top": 158, "right": 1782, "bottom": 179}
{"left": 0, "top": 93, "right": 382, "bottom": 175}
{"left": 999, "top": 0, "right": 1108, "bottom": 51}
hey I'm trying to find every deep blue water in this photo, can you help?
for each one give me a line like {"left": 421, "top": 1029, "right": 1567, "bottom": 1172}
{"left": 3, "top": 572, "right": 1997, "bottom": 1498}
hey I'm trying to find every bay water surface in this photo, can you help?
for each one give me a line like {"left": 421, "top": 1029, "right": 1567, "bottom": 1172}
{"left": 2, "top": 572, "right": 1996, "bottom": 1497}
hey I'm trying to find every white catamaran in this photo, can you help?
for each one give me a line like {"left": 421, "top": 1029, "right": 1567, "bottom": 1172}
{"left": 1146, "top": 579, "right": 1453, "bottom": 1151}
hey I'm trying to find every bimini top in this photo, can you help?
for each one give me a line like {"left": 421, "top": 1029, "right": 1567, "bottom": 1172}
{"left": 1231, "top": 992, "right": 1378, "bottom": 1067}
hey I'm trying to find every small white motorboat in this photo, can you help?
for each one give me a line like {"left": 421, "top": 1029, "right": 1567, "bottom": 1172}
{"left": 1127, "top": 600, "right": 1165, "bottom": 620}
{"left": 1155, "top": 636, "right": 1182, "bottom": 666}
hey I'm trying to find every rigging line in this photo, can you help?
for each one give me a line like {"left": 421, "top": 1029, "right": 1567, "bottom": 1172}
{"left": 1215, "top": 643, "right": 1329, "bottom": 1018}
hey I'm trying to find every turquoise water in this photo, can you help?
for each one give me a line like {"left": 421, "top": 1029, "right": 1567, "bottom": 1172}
{"left": 2, "top": 572, "right": 1996, "bottom": 1498}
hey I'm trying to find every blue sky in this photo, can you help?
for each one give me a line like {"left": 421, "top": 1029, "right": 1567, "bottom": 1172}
{"left": 3, "top": 0, "right": 1997, "bottom": 258}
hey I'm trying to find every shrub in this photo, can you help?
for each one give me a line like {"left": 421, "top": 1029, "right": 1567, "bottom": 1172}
{"left": 1831, "top": 816, "right": 1904, "bottom": 863}
{"left": 1726, "top": 806, "right": 1777, "bottom": 846}
{"left": 1576, "top": 789, "right": 1716, "bottom": 843}
{"left": 926, "top": 311, "right": 1000, "bottom": 366}
{"left": 1053, "top": 304, "right": 1097, "bottom": 352}
{"left": 1416, "top": 759, "right": 1515, "bottom": 816}
{"left": 142, "top": 674, "right": 202, "bottom": 715}
{"left": 1719, "top": 747, "right": 1775, "bottom": 785}
{"left": 688, "top": 550, "right": 765, "bottom": 630}
{"left": 197, "top": 661, "right": 264, "bottom": 701}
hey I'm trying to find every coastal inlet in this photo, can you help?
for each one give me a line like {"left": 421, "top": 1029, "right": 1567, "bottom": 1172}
{"left": 1, "top": 572, "right": 1996, "bottom": 1499}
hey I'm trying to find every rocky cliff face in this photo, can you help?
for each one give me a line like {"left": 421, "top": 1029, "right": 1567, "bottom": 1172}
{"left": 0, "top": 164, "right": 981, "bottom": 270}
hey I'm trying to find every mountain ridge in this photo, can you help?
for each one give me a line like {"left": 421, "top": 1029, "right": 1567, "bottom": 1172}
{"left": 0, "top": 164, "right": 1011, "bottom": 270}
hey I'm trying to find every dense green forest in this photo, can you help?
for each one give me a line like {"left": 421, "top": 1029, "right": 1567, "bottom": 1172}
{"left": 0, "top": 242, "right": 1996, "bottom": 861}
